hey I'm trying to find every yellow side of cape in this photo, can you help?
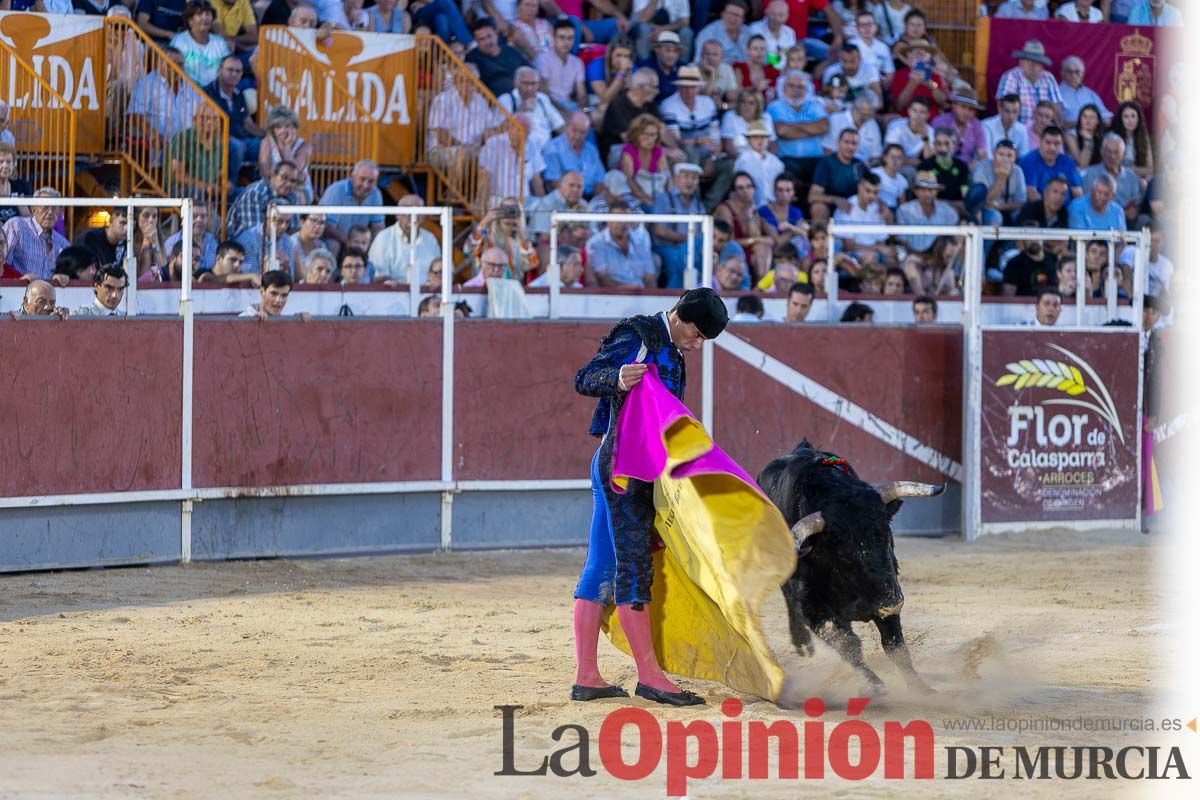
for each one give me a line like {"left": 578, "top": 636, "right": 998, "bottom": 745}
{"left": 604, "top": 417, "right": 798, "bottom": 701}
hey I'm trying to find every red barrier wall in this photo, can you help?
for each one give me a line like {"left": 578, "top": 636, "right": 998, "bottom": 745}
{"left": 715, "top": 326, "right": 962, "bottom": 484}
{"left": 191, "top": 319, "right": 443, "bottom": 487}
{"left": 1, "top": 319, "right": 962, "bottom": 496}
{"left": 0, "top": 320, "right": 183, "bottom": 496}
{"left": 451, "top": 320, "right": 704, "bottom": 480}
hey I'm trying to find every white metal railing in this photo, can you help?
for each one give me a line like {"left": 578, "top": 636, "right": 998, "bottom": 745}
{"left": 269, "top": 204, "right": 453, "bottom": 319}
{"left": 974, "top": 226, "right": 1148, "bottom": 328}
{"left": 0, "top": 199, "right": 600, "bottom": 558}
{"left": 828, "top": 221, "right": 1148, "bottom": 327}
{"left": 270, "top": 203, "right": 459, "bottom": 548}
{"left": 829, "top": 220, "right": 1150, "bottom": 541}
{"left": 825, "top": 222, "right": 968, "bottom": 323}
{"left": 548, "top": 211, "right": 714, "bottom": 309}
{"left": 0, "top": 196, "right": 196, "bottom": 554}
{"left": 0, "top": 196, "right": 192, "bottom": 317}
{"left": 1, "top": 203, "right": 1150, "bottom": 551}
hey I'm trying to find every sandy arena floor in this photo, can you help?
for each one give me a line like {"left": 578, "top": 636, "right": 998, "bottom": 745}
{"left": 0, "top": 528, "right": 1180, "bottom": 798}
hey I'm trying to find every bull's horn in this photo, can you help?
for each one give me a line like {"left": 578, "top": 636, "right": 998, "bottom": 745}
{"left": 790, "top": 511, "right": 825, "bottom": 548}
{"left": 874, "top": 481, "right": 946, "bottom": 503}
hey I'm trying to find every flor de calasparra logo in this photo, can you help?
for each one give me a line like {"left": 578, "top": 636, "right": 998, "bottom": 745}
{"left": 996, "top": 343, "right": 1125, "bottom": 470}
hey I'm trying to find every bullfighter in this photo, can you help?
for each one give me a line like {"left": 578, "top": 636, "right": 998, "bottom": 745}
{"left": 570, "top": 287, "right": 729, "bottom": 706}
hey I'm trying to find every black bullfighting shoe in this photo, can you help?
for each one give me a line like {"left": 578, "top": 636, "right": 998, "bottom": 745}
{"left": 570, "top": 684, "right": 631, "bottom": 701}
{"left": 634, "top": 683, "right": 706, "bottom": 706}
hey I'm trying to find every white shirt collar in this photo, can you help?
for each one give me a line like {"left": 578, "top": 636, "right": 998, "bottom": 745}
{"left": 658, "top": 310, "right": 683, "bottom": 355}
{"left": 93, "top": 298, "right": 120, "bottom": 315}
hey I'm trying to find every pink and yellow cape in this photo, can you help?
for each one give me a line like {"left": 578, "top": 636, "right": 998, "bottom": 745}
{"left": 603, "top": 368, "right": 797, "bottom": 702}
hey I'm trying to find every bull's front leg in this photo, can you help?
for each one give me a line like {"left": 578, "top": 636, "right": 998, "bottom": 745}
{"left": 814, "top": 617, "right": 884, "bottom": 691}
{"left": 873, "top": 614, "right": 935, "bottom": 694}
{"left": 781, "top": 579, "right": 814, "bottom": 657}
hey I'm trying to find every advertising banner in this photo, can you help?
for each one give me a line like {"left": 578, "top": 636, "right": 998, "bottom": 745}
{"left": 980, "top": 330, "right": 1140, "bottom": 524}
{"left": 0, "top": 11, "right": 104, "bottom": 152}
{"left": 258, "top": 27, "right": 416, "bottom": 166}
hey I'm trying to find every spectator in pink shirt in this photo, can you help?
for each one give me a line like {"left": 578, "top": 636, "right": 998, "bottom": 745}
{"left": 535, "top": 18, "right": 587, "bottom": 112}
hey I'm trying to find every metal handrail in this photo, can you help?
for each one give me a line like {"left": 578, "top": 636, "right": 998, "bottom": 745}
{"left": 0, "top": 38, "right": 76, "bottom": 207}
{"left": 102, "top": 16, "right": 230, "bottom": 238}
{"left": 413, "top": 34, "right": 526, "bottom": 216}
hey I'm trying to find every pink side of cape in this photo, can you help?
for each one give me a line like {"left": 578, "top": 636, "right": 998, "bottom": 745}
{"left": 611, "top": 368, "right": 762, "bottom": 494}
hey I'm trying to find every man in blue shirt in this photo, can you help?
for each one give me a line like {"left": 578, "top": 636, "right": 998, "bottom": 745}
{"left": 205, "top": 55, "right": 265, "bottom": 181}
{"left": 585, "top": 199, "right": 656, "bottom": 288}
{"left": 318, "top": 160, "right": 385, "bottom": 248}
{"left": 1067, "top": 173, "right": 1126, "bottom": 232}
{"left": 542, "top": 112, "right": 605, "bottom": 199}
{"left": 1018, "top": 126, "right": 1082, "bottom": 201}
{"left": 767, "top": 70, "right": 829, "bottom": 184}
{"left": 464, "top": 18, "right": 529, "bottom": 98}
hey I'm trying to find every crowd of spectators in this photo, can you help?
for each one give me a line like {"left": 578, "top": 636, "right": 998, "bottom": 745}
{"left": 416, "top": 0, "right": 1179, "bottom": 325}
{"left": 0, "top": 0, "right": 1180, "bottom": 328}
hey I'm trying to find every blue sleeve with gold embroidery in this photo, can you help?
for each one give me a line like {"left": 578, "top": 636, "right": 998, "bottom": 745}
{"left": 575, "top": 324, "right": 642, "bottom": 398}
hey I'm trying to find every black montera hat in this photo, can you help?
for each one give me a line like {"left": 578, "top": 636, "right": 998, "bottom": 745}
{"left": 675, "top": 287, "right": 728, "bottom": 340}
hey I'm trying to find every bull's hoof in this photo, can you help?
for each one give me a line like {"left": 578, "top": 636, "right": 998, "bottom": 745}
{"left": 862, "top": 668, "right": 885, "bottom": 690}
{"left": 907, "top": 678, "right": 937, "bottom": 695}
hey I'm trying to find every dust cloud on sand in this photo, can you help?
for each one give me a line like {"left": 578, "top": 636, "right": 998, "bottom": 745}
{"left": 0, "top": 527, "right": 1170, "bottom": 798}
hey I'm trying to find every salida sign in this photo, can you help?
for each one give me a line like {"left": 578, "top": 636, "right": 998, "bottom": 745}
{"left": 981, "top": 330, "right": 1140, "bottom": 524}
{"left": 257, "top": 27, "right": 416, "bottom": 166}
{"left": 0, "top": 12, "right": 105, "bottom": 152}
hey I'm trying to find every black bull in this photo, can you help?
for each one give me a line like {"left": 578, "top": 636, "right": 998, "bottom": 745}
{"left": 757, "top": 440, "right": 944, "bottom": 694}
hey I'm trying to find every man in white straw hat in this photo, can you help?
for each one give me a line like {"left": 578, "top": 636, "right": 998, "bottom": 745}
{"left": 640, "top": 29, "right": 685, "bottom": 104}
{"left": 995, "top": 39, "right": 1062, "bottom": 126}
{"left": 733, "top": 121, "right": 785, "bottom": 205}
{"left": 896, "top": 170, "right": 958, "bottom": 253}
{"left": 660, "top": 66, "right": 719, "bottom": 155}
{"left": 660, "top": 65, "right": 731, "bottom": 206}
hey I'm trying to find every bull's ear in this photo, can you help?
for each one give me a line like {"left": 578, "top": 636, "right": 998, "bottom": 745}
{"left": 885, "top": 499, "right": 903, "bottom": 522}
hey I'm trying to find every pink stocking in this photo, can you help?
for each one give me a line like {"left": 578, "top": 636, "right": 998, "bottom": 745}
{"left": 573, "top": 599, "right": 609, "bottom": 687}
{"left": 616, "top": 604, "right": 679, "bottom": 693}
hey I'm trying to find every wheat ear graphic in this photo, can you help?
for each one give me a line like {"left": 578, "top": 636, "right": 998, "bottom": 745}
{"left": 994, "top": 345, "right": 1125, "bottom": 444}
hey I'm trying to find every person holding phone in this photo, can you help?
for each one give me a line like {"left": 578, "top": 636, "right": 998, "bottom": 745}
{"left": 890, "top": 38, "right": 948, "bottom": 116}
